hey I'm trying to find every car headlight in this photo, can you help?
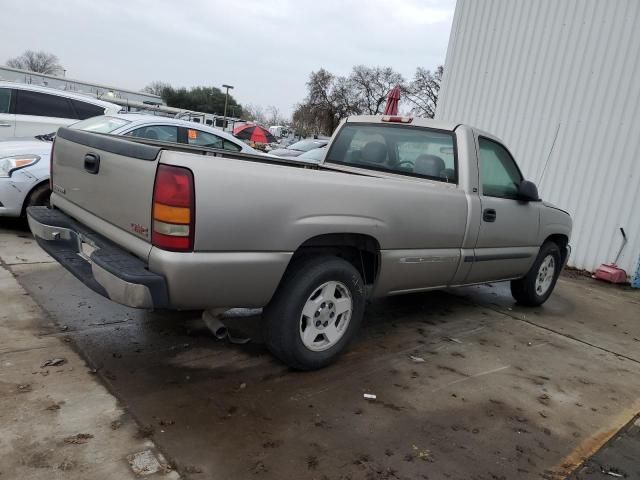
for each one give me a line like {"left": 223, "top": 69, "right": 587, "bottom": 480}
{"left": 0, "top": 155, "right": 41, "bottom": 178}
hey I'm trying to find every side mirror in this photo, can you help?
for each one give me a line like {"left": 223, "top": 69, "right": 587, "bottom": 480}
{"left": 518, "top": 180, "right": 540, "bottom": 201}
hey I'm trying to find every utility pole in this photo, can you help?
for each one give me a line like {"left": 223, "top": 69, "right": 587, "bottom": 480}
{"left": 222, "top": 84, "right": 234, "bottom": 131}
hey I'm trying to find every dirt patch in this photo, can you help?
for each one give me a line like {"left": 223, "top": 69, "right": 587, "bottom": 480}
{"left": 63, "top": 433, "right": 94, "bottom": 445}
{"left": 562, "top": 268, "right": 593, "bottom": 280}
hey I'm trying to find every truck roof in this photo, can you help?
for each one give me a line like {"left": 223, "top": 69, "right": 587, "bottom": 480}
{"left": 345, "top": 115, "right": 459, "bottom": 132}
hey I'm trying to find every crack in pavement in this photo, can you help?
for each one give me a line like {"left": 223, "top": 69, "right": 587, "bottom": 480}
{"left": 480, "top": 302, "right": 640, "bottom": 366}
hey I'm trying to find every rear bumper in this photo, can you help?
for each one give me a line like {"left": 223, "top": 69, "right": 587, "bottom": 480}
{"left": 27, "top": 206, "right": 168, "bottom": 309}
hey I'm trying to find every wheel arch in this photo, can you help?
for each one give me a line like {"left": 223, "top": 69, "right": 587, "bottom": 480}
{"left": 543, "top": 233, "right": 569, "bottom": 265}
{"left": 21, "top": 179, "right": 51, "bottom": 215}
{"left": 287, "top": 233, "right": 381, "bottom": 287}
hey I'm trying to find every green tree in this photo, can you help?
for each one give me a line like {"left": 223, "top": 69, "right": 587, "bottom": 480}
{"left": 146, "top": 84, "right": 242, "bottom": 116}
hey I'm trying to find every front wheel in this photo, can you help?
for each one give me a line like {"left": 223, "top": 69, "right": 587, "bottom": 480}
{"left": 262, "top": 256, "right": 366, "bottom": 370}
{"left": 511, "top": 242, "right": 562, "bottom": 306}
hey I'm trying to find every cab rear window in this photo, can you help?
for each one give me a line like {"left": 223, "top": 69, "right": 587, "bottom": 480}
{"left": 326, "top": 124, "right": 457, "bottom": 183}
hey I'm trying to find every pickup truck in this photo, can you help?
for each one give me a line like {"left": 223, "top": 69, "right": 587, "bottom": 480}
{"left": 27, "top": 115, "right": 572, "bottom": 370}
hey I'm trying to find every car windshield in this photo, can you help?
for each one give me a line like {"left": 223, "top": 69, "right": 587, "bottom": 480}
{"left": 297, "top": 146, "right": 326, "bottom": 162}
{"left": 70, "top": 116, "right": 131, "bottom": 133}
{"left": 288, "top": 139, "right": 325, "bottom": 152}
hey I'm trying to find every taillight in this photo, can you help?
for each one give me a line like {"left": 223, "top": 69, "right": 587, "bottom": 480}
{"left": 381, "top": 115, "right": 413, "bottom": 123}
{"left": 152, "top": 165, "right": 195, "bottom": 252}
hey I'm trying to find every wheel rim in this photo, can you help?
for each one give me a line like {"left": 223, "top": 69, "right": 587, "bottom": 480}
{"left": 535, "top": 254, "right": 556, "bottom": 296}
{"left": 299, "top": 281, "right": 352, "bottom": 352}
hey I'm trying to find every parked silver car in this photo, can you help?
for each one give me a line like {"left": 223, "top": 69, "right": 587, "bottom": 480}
{"left": 269, "top": 138, "right": 328, "bottom": 158}
{"left": 0, "top": 114, "right": 259, "bottom": 217}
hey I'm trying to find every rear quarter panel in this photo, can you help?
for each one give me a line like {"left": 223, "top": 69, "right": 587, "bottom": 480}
{"left": 161, "top": 151, "right": 468, "bottom": 252}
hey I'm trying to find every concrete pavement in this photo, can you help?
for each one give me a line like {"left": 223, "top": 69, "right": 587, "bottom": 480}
{"left": 0, "top": 226, "right": 179, "bottom": 479}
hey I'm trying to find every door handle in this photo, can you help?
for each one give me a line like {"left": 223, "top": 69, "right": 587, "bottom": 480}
{"left": 84, "top": 153, "right": 100, "bottom": 174}
{"left": 0, "top": 123, "right": 12, "bottom": 127}
{"left": 483, "top": 208, "right": 497, "bottom": 222}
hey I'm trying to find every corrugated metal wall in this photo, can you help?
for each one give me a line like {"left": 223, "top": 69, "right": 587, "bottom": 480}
{"left": 436, "top": 0, "right": 640, "bottom": 276}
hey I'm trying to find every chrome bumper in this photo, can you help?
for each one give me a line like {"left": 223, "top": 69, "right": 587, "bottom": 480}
{"left": 27, "top": 206, "right": 168, "bottom": 309}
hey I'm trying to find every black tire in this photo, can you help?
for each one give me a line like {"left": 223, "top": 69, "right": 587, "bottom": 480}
{"left": 23, "top": 183, "right": 51, "bottom": 214}
{"left": 511, "top": 241, "right": 562, "bottom": 306}
{"left": 262, "top": 256, "right": 366, "bottom": 370}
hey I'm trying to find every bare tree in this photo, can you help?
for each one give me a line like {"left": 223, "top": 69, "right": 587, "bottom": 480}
{"left": 265, "top": 105, "right": 288, "bottom": 126}
{"left": 296, "top": 68, "right": 364, "bottom": 135}
{"left": 142, "top": 81, "right": 171, "bottom": 97}
{"left": 6, "top": 50, "right": 63, "bottom": 75}
{"left": 294, "top": 69, "right": 341, "bottom": 135}
{"left": 403, "top": 66, "right": 443, "bottom": 118}
{"left": 242, "top": 104, "right": 267, "bottom": 124}
{"left": 292, "top": 64, "right": 441, "bottom": 135}
{"left": 350, "top": 65, "right": 405, "bottom": 115}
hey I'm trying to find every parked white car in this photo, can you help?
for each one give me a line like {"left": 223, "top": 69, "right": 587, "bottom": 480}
{"left": 0, "top": 82, "right": 121, "bottom": 139}
{"left": 0, "top": 114, "right": 260, "bottom": 217}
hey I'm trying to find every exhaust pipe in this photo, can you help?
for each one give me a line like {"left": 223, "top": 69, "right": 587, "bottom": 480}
{"left": 202, "top": 310, "right": 228, "bottom": 340}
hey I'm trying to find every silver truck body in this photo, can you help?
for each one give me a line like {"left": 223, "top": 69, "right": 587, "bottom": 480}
{"left": 28, "top": 116, "right": 572, "bottom": 311}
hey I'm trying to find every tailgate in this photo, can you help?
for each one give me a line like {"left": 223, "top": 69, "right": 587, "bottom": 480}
{"left": 51, "top": 127, "right": 161, "bottom": 251}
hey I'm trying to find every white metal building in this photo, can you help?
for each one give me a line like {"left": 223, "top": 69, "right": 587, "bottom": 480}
{"left": 436, "top": 0, "right": 640, "bottom": 284}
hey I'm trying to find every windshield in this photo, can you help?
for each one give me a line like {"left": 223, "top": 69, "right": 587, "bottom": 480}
{"left": 70, "top": 116, "right": 131, "bottom": 133}
{"left": 297, "top": 146, "right": 326, "bottom": 162}
{"left": 288, "top": 139, "right": 326, "bottom": 152}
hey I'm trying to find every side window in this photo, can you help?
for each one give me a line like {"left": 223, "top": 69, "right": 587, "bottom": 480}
{"left": 223, "top": 140, "right": 241, "bottom": 152}
{"left": 126, "top": 125, "right": 178, "bottom": 143}
{"left": 15, "top": 90, "right": 76, "bottom": 119}
{"left": 478, "top": 137, "right": 522, "bottom": 198}
{"left": 70, "top": 100, "right": 105, "bottom": 120}
{"left": 0, "top": 88, "right": 13, "bottom": 114}
{"left": 186, "top": 129, "right": 223, "bottom": 149}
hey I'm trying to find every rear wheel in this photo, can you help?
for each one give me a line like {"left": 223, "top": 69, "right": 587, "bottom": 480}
{"left": 23, "top": 183, "right": 51, "bottom": 214}
{"left": 262, "top": 256, "right": 366, "bottom": 370}
{"left": 511, "top": 242, "right": 562, "bottom": 306}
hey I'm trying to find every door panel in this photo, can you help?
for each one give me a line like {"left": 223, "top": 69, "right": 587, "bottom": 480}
{"left": 14, "top": 89, "right": 77, "bottom": 137}
{"left": 14, "top": 114, "right": 74, "bottom": 137}
{"left": 466, "top": 198, "right": 540, "bottom": 283}
{"left": 466, "top": 136, "right": 541, "bottom": 283}
{"left": 0, "top": 113, "right": 16, "bottom": 138}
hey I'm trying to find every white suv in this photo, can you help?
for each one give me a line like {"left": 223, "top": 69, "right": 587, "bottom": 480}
{"left": 0, "top": 82, "right": 120, "bottom": 139}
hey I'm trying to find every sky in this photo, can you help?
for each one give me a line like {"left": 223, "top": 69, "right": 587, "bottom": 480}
{"left": 1, "top": 0, "right": 456, "bottom": 117}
